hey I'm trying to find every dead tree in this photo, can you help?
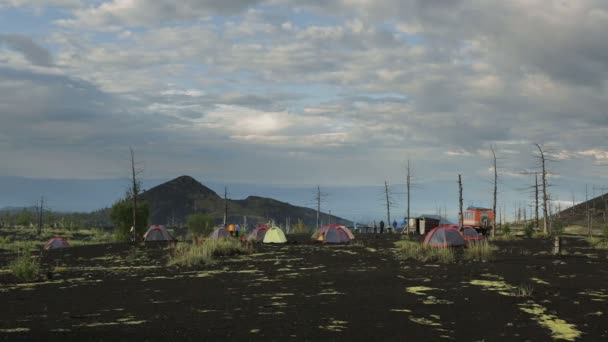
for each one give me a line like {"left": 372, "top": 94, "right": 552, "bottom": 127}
{"left": 384, "top": 180, "right": 392, "bottom": 229}
{"left": 490, "top": 146, "right": 498, "bottom": 237}
{"left": 129, "top": 147, "right": 142, "bottom": 231}
{"left": 223, "top": 186, "right": 228, "bottom": 225}
{"left": 586, "top": 184, "right": 591, "bottom": 237}
{"left": 534, "top": 173, "right": 540, "bottom": 228}
{"left": 458, "top": 174, "right": 463, "bottom": 229}
{"left": 535, "top": 144, "right": 551, "bottom": 234}
{"left": 406, "top": 160, "right": 411, "bottom": 232}
{"left": 36, "top": 196, "right": 44, "bottom": 236}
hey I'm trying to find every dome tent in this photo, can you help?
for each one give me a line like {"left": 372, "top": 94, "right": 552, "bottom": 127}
{"left": 143, "top": 225, "right": 175, "bottom": 241}
{"left": 249, "top": 225, "right": 270, "bottom": 241}
{"left": 209, "top": 226, "right": 230, "bottom": 239}
{"left": 44, "top": 237, "right": 70, "bottom": 250}
{"left": 423, "top": 226, "right": 466, "bottom": 248}
{"left": 312, "top": 224, "right": 354, "bottom": 244}
{"left": 263, "top": 226, "right": 287, "bottom": 244}
{"left": 460, "top": 226, "right": 483, "bottom": 242}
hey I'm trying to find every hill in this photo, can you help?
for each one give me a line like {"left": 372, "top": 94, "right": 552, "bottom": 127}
{"left": 140, "top": 175, "right": 350, "bottom": 228}
{"left": 556, "top": 192, "right": 607, "bottom": 229}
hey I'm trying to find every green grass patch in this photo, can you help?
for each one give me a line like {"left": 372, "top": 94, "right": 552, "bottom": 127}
{"left": 168, "top": 239, "right": 252, "bottom": 266}
{"left": 464, "top": 240, "right": 497, "bottom": 261}
{"left": 9, "top": 251, "right": 40, "bottom": 282}
{"left": 394, "top": 240, "right": 455, "bottom": 263}
{"left": 587, "top": 237, "right": 608, "bottom": 250}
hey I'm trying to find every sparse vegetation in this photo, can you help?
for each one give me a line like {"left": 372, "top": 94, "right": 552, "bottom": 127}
{"left": 291, "top": 219, "right": 310, "bottom": 234}
{"left": 587, "top": 237, "right": 608, "bottom": 250}
{"left": 524, "top": 223, "right": 535, "bottom": 238}
{"left": 514, "top": 283, "right": 534, "bottom": 297}
{"left": 168, "top": 239, "right": 252, "bottom": 266}
{"left": 110, "top": 199, "right": 149, "bottom": 242}
{"left": 9, "top": 251, "right": 40, "bottom": 282}
{"left": 502, "top": 223, "right": 511, "bottom": 235}
{"left": 464, "top": 241, "right": 497, "bottom": 261}
{"left": 186, "top": 214, "right": 214, "bottom": 238}
{"left": 395, "top": 240, "right": 455, "bottom": 263}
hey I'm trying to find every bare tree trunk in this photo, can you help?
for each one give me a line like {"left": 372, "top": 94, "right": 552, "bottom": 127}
{"left": 535, "top": 144, "right": 550, "bottom": 233}
{"left": 385, "top": 181, "right": 391, "bottom": 228}
{"left": 406, "top": 160, "right": 411, "bottom": 233}
{"left": 458, "top": 174, "right": 463, "bottom": 229}
{"left": 586, "top": 185, "right": 591, "bottom": 237}
{"left": 535, "top": 173, "right": 540, "bottom": 228}
{"left": 37, "top": 196, "right": 44, "bottom": 236}
{"left": 491, "top": 146, "right": 497, "bottom": 237}
{"left": 223, "top": 186, "right": 228, "bottom": 225}
{"left": 130, "top": 148, "right": 138, "bottom": 231}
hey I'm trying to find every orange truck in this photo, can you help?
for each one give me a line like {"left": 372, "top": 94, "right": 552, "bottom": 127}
{"left": 463, "top": 206, "right": 494, "bottom": 235}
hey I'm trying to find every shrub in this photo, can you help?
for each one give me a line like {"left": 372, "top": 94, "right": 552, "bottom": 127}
{"left": 9, "top": 252, "right": 40, "bottom": 282}
{"left": 395, "top": 240, "right": 455, "bottom": 263}
{"left": 168, "top": 239, "right": 252, "bottom": 266}
{"left": 524, "top": 223, "right": 535, "bottom": 238}
{"left": 464, "top": 240, "right": 497, "bottom": 261}
{"left": 186, "top": 214, "right": 214, "bottom": 238}
{"left": 110, "top": 199, "right": 149, "bottom": 242}
{"left": 291, "top": 219, "right": 310, "bottom": 234}
{"left": 551, "top": 220, "right": 564, "bottom": 237}
{"left": 502, "top": 223, "right": 511, "bottom": 235}
{"left": 603, "top": 224, "right": 608, "bottom": 239}
{"left": 587, "top": 237, "right": 608, "bottom": 250}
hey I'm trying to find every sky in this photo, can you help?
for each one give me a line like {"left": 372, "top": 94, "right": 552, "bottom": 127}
{"left": 0, "top": 1, "right": 607, "bottom": 220}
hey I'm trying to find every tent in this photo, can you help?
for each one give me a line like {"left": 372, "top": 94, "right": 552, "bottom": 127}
{"left": 423, "top": 226, "right": 466, "bottom": 248}
{"left": 460, "top": 226, "right": 484, "bottom": 242}
{"left": 263, "top": 226, "right": 287, "bottom": 244}
{"left": 249, "top": 225, "right": 270, "bottom": 241}
{"left": 44, "top": 237, "right": 70, "bottom": 250}
{"left": 143, "top": 225, "right": 175, "bottom": 241}
{"left": 312, "top": 224, "right": 355, "bottom": 244}
{"left": 209, "top": 226, "right": 230, "bottom": 239}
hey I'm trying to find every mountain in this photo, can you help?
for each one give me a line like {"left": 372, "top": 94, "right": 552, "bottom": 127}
{"left": 140, "top": 175, "right": 351, "bottom": 227}
{"left": 556, "top": 193, "right": 608, "bottom": 228}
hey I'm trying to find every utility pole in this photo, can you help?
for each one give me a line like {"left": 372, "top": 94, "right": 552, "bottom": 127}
{"left": 458, "top": 174, "right": 463, "bottom": 229}
{"left": 223, "top": 186, "right": 228, "bottom": 225}
{"left": 316, "top": 186, "right": 321, "bottom": 229}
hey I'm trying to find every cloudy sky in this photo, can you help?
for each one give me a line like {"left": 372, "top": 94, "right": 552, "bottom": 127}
{"left": 1, "top": 1, "right": 607, "bottom": 218}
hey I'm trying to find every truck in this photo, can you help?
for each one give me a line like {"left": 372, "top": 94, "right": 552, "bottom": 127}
{"left": 463, "top": 206, "right": 494, "bottom": 235}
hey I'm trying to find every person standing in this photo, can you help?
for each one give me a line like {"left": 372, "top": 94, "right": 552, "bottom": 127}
{"left": 379, "top": 220, "right": 385, "bottom": 234}
{"left": 235, "top": 224, "right": 241, "bottom": 237}
{"left": 392, "top": 220, "right": 398, "bottom": 233}
{"left": 228, "top": 223, "right": 235, "bottom": 237}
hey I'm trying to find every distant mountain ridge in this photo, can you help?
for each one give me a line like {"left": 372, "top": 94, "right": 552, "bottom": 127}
{"left": 140, "top": 175, "right": 350, "bottom": 227}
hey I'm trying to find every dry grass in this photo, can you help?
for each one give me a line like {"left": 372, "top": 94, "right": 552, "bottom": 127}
{"left": 168, "top": 238, "right": 252, "bottom": 266}
{"left": 395, "top": 240, "right": 455, "bottom": 263}
{"left": 464, "top": 240, "right": 498, "bottom": 261}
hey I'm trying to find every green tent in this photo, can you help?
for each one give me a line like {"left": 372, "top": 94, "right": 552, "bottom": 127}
{"left": 263, "top": 226, "right": 287, "bottom": 244}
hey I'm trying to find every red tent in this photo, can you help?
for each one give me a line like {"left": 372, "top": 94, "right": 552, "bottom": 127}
{"left": 312, "top": 224, "right": 355, "bottom": 244}
{"left": 460, "top": 226, "right": 484, "bottom": 242}
{"left": 143, "top": 225, "right": 175, "bottom": 241}
{"left": 249, "top": 225, "right": 270, "bottom": 241}
{"left": 44, "top": 237, "right": 70, "bottom": 250}
{"left": 423, "top": 226, "right": 466, "bottom": 248}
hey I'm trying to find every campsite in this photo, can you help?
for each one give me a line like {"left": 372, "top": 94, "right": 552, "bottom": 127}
{"left": 1, "top": 228, "right": 607, "bottom": 341}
